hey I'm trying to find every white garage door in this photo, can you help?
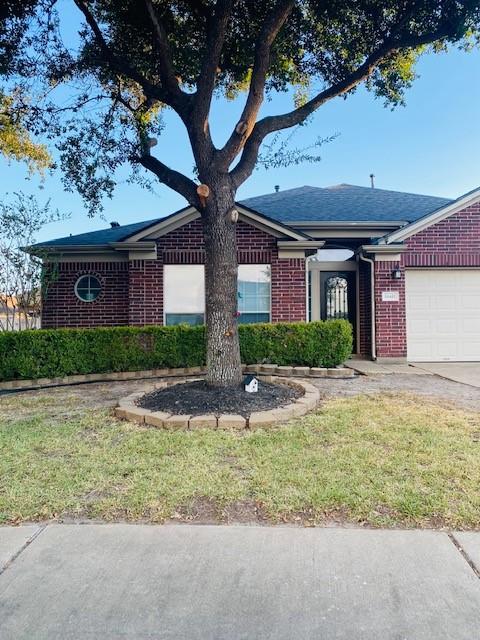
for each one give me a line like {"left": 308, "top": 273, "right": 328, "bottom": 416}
{"left": 405, "top": 269, "right": 480, "bottom": 362}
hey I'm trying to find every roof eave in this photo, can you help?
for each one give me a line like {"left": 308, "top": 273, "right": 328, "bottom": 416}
{"left": 277, "top": 240, "right": 325, "bottom": 249}
{"left": 26, "top": 241, "right": 158, "bottom": 256}
{"left": 25, "top": 243, "right": 113, "bottom": 256}
{"left": 291, "top": 220, "right": 407, "bottom": 229}
{"left": 117, "top": 203, "right": 313, "bottom": 244}
{"left": 235, "top": 204, "right": 312, "bottom": 240}
{"left": 109, "top": 241, "right": 157, "bottom": 251}
{"left": 359, "top": 244, "right": 407, "bottom": 254}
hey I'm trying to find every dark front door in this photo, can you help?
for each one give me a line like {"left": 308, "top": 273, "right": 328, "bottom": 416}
{"left": 320, "top": 271, "right": 356, "bottom": 348}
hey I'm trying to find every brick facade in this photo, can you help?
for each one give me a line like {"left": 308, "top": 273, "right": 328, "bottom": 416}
{"left": 374, "top": 260, "right": 406, "bottom": 359}
{"left": 41, "top": 218, "right": 306, "bottom": 328}
{"left": 403, "top": 202, "right": 480, "bottom": 267}
{"left": 41, "top": 261, "right": 129, "bottom": 328}
{"left": 42, "top": 201, "right": 479, "bottom": 356}
{"left": 128, "top": 260, "right": 164, "bottom": 326}
{"left": 373, "top": 202, "right": 480, "bottom": 359}
{"left": 271, "top": 257, "right": 306, "bottom": 322}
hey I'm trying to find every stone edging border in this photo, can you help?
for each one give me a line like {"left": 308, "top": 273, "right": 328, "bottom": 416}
{"left": 114, "top": 376, "right": 320, "bottom": 430}
{"left": 245, "top": 364, "right": 354, "bottom": 379}
{"left": 0, "top": 363, "right": 353, "bottom": 392}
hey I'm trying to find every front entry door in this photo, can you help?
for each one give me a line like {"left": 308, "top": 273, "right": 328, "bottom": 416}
{"left": 320, "top": 271, "right": 356, "bottom": 348}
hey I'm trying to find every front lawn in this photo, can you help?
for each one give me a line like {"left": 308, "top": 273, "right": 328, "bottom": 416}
{"left": 1, "top": 391, "right": 479, "bottom": 528}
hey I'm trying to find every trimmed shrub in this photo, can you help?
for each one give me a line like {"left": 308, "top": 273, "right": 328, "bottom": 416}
{"left": 239, "top": 320, "right": 352, "bottom": 368}
{"left": 0, "top": 320, "right": 352, "bottom": 381}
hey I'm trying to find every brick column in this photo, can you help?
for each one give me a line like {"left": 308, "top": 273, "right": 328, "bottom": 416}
{"left": 374, "top": 260, "right": 407, "bottom": 359}
{"left": 358, "top": 259, "right": 372, "bottom": 357}
{"left": 128, "top": 260, "right": 163, "bottom": 326}
{"left": 271, "top": 251, "right": 307, "bottom": 322}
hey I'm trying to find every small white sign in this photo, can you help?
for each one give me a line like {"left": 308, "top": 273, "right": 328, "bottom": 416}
{"left": 382, "top": 291, "right": 399, "bottom": 302}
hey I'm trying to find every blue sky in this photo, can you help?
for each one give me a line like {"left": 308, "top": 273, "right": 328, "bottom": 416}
{"left": 1, "top": 43, "right": 479, "bottom": 243}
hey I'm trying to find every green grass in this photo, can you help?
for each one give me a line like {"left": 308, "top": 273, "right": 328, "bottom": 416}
{"left": 1, "top": 391, "right": 479, "bottom": 528}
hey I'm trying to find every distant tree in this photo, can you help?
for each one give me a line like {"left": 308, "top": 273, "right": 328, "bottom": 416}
{"left": 0, "top": 92, "right": 51, "bottom": 173}
{"left": 0, "top": 193, "right": 65, "bottom": 331}
{"left": 0, "top": 2, "right": 51, "bottom": 172}
{"left": 2, "top": 1, "right": 479, "bottom": 384}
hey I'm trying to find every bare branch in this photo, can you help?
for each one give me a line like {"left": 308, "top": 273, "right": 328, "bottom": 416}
{"left": 144, "top": 0, "right": 184, "bottom": 98}
{"left": 194, "top": 0, "right": 234, "bottom": 121}
{"left": 136, "top": 154, "right": 199, "bottom": 205}
{"left": 231, "top": 23, "right": 456, "bottom": 187}
{"left": 72, "top": 0, "right": 187, "bottom": 115}
{"left": 185, "top": 0, "right": 235, "bottom": 173}
{"left": 217, "top": 0, "right": 294, "bottom": 169}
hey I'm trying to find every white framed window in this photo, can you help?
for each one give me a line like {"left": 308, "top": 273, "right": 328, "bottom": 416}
{"left": 163, "top": 264, "right": 271, "bottom": 326}
{"left": 237, "top": 264, "right": 271, "bottom": 324}
{"left": 74, "top": 275, "right": 102, "bottom": 302}
{"left": 164, "top": 265, "right": 205, "bottom": 326}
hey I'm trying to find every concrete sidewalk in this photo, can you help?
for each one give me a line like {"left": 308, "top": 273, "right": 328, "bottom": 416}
{"left": 346, "top": 358, "right": 480, "bottom": 388}
{"left": 1, "top": 524, "right": 479, "bottom": 639}
{"left": 414, "top": 362, "right": 480, "bottom": 388}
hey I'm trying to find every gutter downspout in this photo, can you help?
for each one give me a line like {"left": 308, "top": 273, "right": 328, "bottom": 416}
{"left": 358, "top": 251, "right": 376, "bottom": 360}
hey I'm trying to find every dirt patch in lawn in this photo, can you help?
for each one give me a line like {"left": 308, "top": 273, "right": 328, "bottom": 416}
{"left": 170, "top": 496, "right": 220, "bottom": 524}
{"left": 167, "top": 497, "right": 272, "bottom": 525}
{"left": 137, "top": 379, "right": 302, "bottom": 417}
{"left": 222, "top": 499, "right": 270, "bottom": 524}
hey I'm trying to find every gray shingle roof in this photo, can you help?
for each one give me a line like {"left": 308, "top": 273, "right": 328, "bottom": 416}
{"left": 239, "top": 184, "right": 453, "bottom": 223}
{"left": 36, "top": 183, "right": 454, "bottom": 248}
{"left": 33, "top": 217, "right": 162, "bottom": 247}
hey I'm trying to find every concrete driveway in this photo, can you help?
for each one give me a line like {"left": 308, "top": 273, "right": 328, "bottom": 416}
{"left": 1, "top": 524, "right": 480, "bottom": 639}
{"left": 413, "top": 362, "right": 480, "bottom": 388}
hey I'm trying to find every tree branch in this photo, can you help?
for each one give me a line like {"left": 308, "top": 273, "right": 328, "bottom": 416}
{"left": 182, "top": 0, "right": 235, "bottom": 175}
{"left": 194, "top": 0, "right": 234, "bottom": 122}
{"left": 136, "top": 154, "right": 199, "bottom": 205}
{"left": 143, "top": 0, "right": 184, "bottom": 99}
{"left": 217, "top": 0, "right": 295, "bottom": 170}
{"left": 231, "top": 23, "right": 456, "bottom": 187}
{"left": 72, "top": 0, "right": 187, "bottom": 115}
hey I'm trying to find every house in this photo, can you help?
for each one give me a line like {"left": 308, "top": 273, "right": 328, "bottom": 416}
{"left": 30, "top": 183, "right": 480, "bottom": 363}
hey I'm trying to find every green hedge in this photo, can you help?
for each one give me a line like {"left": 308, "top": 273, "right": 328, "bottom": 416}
{"left": 238, "top": 320, "right": 352, "bottom": 368}
{"left": 0, "top": 320, "right": 352, "bottom": 381}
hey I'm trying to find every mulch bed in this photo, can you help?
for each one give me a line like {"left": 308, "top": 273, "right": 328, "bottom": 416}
{"left": 137, "top": 379, "right": 303, "bottom": 417}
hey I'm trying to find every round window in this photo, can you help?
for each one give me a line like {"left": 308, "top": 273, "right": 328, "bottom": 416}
{"left": 75, "top": 275, "right": 102, "bottom": 302}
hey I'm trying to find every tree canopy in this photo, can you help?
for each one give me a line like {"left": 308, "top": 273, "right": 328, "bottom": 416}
{"left": 2, "top": 1, "right": 479, "bottom": 210}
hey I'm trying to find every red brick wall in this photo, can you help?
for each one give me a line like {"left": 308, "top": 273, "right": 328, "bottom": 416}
{"left": 271, "top": 257, "right": 306, "bottom": 322}
{"left": 156, "top": 218, "right": 275, "bottom": 265}
{"left": 128, "top": 260, "right": 163, "bottom": 326}
{"left": 42, "top": 217, "right": 306, "bottom": 328}
{"left": 373, "top": 202, "right": 480, "bottom": 358}
{"left": 374, "top": 260, "right": 406, "bottom": 359}
{"left": 404, "top": 202, "right": 480, "bottom": 267}
{"left": 42, "top": 262, "right": 129, "bottom": 328}
{"left": 358, "top": 260, "right": 372, "bottom": 357}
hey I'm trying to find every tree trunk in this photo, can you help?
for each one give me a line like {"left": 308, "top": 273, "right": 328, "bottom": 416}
{"left": 203, "top": 181, "right": 243, "bottom": 388}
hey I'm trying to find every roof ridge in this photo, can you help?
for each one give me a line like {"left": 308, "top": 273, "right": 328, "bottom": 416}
{"left": 326, "top": 183, "right": 453, "bottom": 200}
{"left": 241, "top": 185, "right": 323, "bottom": 199}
